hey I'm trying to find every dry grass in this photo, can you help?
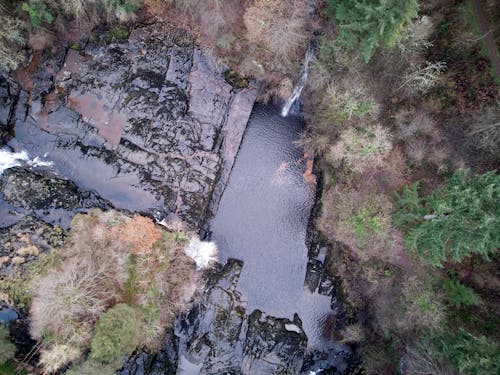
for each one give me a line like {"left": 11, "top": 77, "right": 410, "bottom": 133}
{"left": 340, "top": 323, "right": 365, "bottom": 344}
{"left": 39, "top": 344, "right": 82, "bottom": 374}
{"left": 244, "top": 0, "right": 308, "bottom": 67}
{"left": 320, "top": 186, "right": 393, "bottom": 262}
{"left": 327, "top": 124, "right": 392, "bottom": 173}
{"left": 374, "top": 274, "right": 445, "bottom": 336}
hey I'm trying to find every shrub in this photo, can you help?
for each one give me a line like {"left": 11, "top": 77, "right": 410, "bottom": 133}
{"left": 39, "top": 344, "right": 81, "bottom": 374}
{"left": 394, "top": 170, "right": 500, "bottom": 267}
{"left": 0, "top": 15, "right": 26, "bottom": 72}
{"left": 442, "top": 278, "right": 480, "bottom": 308}
{"left": 327, "top": 124, "right": 392, "bottom": 173}
{"left": 404, "top": 342, "right": 455, "bottom": 375}
{"left": 132, "top": 231, "right": 193, "bottom": 347}
{"left": 64, "top": 359, "right": 120, "bottom": 375}
{"left": 111, "top": 214, "right": 162, "bottom": 254}
{"left": 320, "top": 187, "right": 392, "bottom": 261}
{"left": 30, "top": 209, "right": 196, "bottom": 373}
{"left": 90, "top": 304, "right": 141, "bottom": 364}
{"left": 467, "top": 106, "right": 500, "bottom": 154}
{"left": 30, "top": 211, "right": 131, "bottom": 349}
{"left": 393, "top": 16, "right": 434, "bottom": 62}
{"left": 244, "top": 0, "right": 308, "bottom": 66}
{"left": 326, "top": 0, "right": 419, "bottom": 62}
{"left": 424, "top": 329, "right": 500, "bottom": 375}
{"left": 22, "top": 1, "right": 54, "bottom": 29}
{"left": 0, "top": 326, "right": 15, "bottom": 364}
{"left": 398, "top": 61, "right": 446, "bottom": 94}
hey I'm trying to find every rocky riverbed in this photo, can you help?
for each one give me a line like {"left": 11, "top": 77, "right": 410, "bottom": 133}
{"left": 0, "top": 22, "right": 355, "bottom": 375}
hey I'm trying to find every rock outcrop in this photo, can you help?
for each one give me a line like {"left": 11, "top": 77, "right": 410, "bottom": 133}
{"left": 122, "top": 260, "right": 310, "bottom": 375}
{"left": 0, "top": 22, "right": 256, "bottom": 230}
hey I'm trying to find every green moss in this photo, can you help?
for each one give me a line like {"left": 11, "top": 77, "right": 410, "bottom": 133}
{"left": 0, "top": 327, "right": 15, "bottom": 365}
{"left": 0, "top": 360, "right": 17, "bottom": 375}
{"left": 223, "top": 69, "right": 249, "bottom": 89}
{"left": 106, "top": 25, "right": 130, "bottom": 43}
{"left": 350, "top": 207, "right": 383, "bottom": 247}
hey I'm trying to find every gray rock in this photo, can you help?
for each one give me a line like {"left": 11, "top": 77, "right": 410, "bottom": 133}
{"left": 122, "top": 260, "right": 309, "bottom": 375}
{"left": 0, "top": 168, "right": 110, "bottom": 228}
{"left": 2, "top": 23, "right": 257, "bottom": 230}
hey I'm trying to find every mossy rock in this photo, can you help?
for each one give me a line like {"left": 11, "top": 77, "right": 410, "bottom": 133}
{"left": 100, "top": 25, "right": 130, "bottom": 44}
{"left": 223, "top": 69, "right": 249, "bottom": 89}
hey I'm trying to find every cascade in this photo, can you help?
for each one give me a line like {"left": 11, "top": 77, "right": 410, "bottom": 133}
{"left": 281, "top": 42, "right": 315, "bottom": 117}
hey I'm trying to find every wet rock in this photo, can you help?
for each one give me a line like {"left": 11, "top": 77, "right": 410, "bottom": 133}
{"left": 4, "top": 23, "right": 256, "bottom": 230}
{"left": 0, "top": 168, "right": 110, "bottom": 228}
{"left": 121, "top": 260, "right": 309, "bottom": 375}
{"left": 0, "top": 78, "right": 18, "bottom": 128}
{"left": 305, "top": 259, "right": 322, "bottom": 292}
{"left": 177, "top": 260, "right": 308, "bottom": 374}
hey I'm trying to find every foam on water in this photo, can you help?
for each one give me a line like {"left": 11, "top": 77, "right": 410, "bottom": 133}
{"left": 185, "top": 237, "right": 218, "bottom": 269}
{"left": 0, "top": 148, "right": 53, "bottom": 175}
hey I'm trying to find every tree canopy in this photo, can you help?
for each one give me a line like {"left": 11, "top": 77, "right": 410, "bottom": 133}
{"left": 326, "top": 0, "right": 419, "bottom": 62}
{"left": 394, "top": 170, "right": 500, "bottom": 267}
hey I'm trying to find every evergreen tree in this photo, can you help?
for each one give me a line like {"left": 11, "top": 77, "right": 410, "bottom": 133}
{"left": 327, "top": 0, "right": 419, "bottom": 62}
{"left": 394, "top": 170, "right": 500, "bottom": 267}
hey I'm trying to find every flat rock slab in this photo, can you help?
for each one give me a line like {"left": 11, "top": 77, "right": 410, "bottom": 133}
{"left": 1, "top": 23, "right": 256, "bottom": 229}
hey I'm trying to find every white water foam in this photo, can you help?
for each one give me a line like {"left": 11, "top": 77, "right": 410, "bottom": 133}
{"left": 0, "top": 148, "right": 53, "bottom": 175}
{"left": 185, "top": 237, "right": 218, "bottom": 269}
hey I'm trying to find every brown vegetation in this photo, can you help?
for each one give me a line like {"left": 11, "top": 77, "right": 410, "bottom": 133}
{"left": 301, "top": 0, "right": 499, "bottom": 373}
{"left": 29, "top": 209, "right": 195, "bottom": 373}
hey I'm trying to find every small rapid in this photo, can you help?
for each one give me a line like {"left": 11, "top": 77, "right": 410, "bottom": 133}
{"left": 281, "top": 43, "right": 315, "bottom": 117}
{"left": 0, "top": 148, "right": 52, "bottom": 175}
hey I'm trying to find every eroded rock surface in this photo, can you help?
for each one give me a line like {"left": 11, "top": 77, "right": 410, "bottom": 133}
{"left": 122, "top": 259, "right": 310, "bottom": 375}
{"left": 1, "top": 22, "right": 256, "bottom": 229}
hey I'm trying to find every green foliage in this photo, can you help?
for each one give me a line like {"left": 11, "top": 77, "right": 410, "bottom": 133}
{"left": 351, "top": 207, "right": 383, "bottom": 247}
{"left": 22, "top": 1, "right": 54, "bottom": 29}
{"left": 89, "top": 304, "right": 141, "bottom": 364}
{"left": 394, "top": 170, "right": 500, "bottom": 267}
{"left": 64, "top": 358, "right": 121, "bottom": 375}
{"left": 442, "top": 278, "right": 480, "bottom": 308}
{"left": 0, "top": 326, "right": 16, "bottom": 364}
{"left": 326, "top": 0, "right": 419, "bottom": 62}
{"left": 108, "top": 0, "right": 139, "bottom": 13}
{"left": 424, "top": 329, "right": 500, "bottom": 375}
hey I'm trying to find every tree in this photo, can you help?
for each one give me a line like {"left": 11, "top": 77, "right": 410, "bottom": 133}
{"left": 394, "top": 170, "right": 500, "bottom": 267}
{"left": 326, "top": 0, "right": 419, "bottom": 62}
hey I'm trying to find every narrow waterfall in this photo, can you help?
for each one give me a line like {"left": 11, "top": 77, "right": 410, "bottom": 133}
{"left": 281, "top": 42, "right": 315, "bottom": 117}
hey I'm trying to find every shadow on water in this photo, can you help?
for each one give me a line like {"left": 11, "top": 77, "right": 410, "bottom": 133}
{"left": 210, "top": 104, "right": 342, "bottom": 352}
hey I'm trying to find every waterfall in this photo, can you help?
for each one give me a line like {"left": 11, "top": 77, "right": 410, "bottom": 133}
{"left": 281, "top": 42, "right": 315, "bottom": 117}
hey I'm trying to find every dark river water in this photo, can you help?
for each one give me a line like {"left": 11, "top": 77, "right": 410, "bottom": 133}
{"left": 211, "top": 104, "right": 339, "bottom": 351}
